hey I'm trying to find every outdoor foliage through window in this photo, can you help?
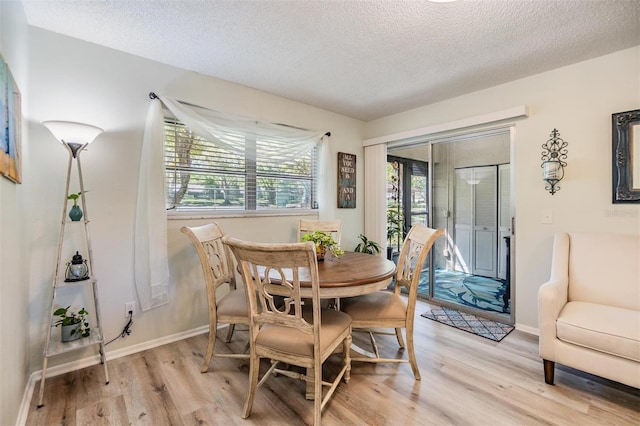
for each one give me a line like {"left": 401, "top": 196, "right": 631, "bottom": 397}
{"left": 164, "top": 119, "right": 317, "bottom": 211}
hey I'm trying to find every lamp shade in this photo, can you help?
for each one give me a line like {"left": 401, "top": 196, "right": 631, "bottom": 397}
{"left": 42, "top": 121, "right": 103, "bottom": 145}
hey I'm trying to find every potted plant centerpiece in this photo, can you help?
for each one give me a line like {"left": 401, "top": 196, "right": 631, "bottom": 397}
{"left": 53, "top": 306, "right": 90, "bottom": 342}
{"left": 301, "top": 231, "right": 344, "bottom": 261}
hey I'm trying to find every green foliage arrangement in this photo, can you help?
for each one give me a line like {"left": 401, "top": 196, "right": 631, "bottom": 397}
{"left": 301, "top": 231, "right": 344, "bottom": 257}
{"left": 53, "top": 306, "right": 91, "bottom": 338}
{"left": 354, "top": 234, "right": 381, "bottom": 255}
{"left": 67, "top": 191, "right": 86, "bottom": 207}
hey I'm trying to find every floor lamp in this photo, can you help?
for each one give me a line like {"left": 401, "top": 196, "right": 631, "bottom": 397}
{"left": 38, "top": 121, "right": 108, "bottom": 408}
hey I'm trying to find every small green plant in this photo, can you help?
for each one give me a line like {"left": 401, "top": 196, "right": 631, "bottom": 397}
{"left": 354, "top": 234, "right": 381, "bottom": 255}
{"left": 387, "top": 204, "right": 404, "bottom": 252}
{"left": 53, "top": 306, "right": 90, "bottom": 338}
{"left": 67, "top": 191, "right": 86, "bottom": 207}
{"left": 301, "top": 231, "right": 344, "bottom": 257}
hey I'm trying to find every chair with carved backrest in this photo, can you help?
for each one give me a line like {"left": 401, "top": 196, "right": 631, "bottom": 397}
{"left": 223, "top": 236, "right": 352, "bottom": 425}
{"left": 340, "top": 224, "right": 444, "bottom": 380}
{"left": 181, "top": 223, "right": 250, "bottom": 373}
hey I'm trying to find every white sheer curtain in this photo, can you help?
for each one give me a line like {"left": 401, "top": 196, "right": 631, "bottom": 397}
{"left": 135, "top": 95, "right": 330, "bottom": 310}
{"left": 318, "top": 134, "right": 334, "bottom": 219}
{"left": 364, "top": 143, "right": 388, "bottom": 256}
{"left": 159, "top": 95, "right": 326, "bottom": 162}
{"left": 135, "top": 98, "right": 169, "bottom": 311}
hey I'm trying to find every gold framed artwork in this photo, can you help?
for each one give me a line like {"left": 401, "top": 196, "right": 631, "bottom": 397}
{"left": 337, "top": 152, "right": 355, "bottom": 208}
{"left": 0, "top": 52, "right": 22, "bottom": 184}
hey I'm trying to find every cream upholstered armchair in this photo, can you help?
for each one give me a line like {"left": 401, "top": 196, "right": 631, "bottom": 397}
{"left": 538, "top": 232, "right": 640, "bottom": 388}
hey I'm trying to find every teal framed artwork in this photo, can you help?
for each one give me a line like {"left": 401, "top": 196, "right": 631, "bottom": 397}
{"left": 0, "top": 52, "right": 22, "bottom": 184}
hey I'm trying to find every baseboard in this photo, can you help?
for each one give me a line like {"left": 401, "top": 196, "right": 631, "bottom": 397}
{"left": 16, "top": 324, "right": 209, "bottom": 426}
{"left": 515, "top": 323, "right": 539, "bottom": 336}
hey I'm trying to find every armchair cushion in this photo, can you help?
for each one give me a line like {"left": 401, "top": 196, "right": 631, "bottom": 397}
{"left": 557, "top": 302, "right": 640, "bottom": 362}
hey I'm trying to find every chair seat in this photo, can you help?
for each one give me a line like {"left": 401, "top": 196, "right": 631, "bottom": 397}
{"left": 256, "top": 309, "right": 351, "bottom": 358}
{"left": 341, "top": 291, "right": 407, "bottom": 322}
{"left": 217, "top": 289, "right": 249, "bottom": 317}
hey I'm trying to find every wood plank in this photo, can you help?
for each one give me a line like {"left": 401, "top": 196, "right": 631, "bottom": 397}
{"left": 26, "top": 299, "right": 640, "bottom": 425}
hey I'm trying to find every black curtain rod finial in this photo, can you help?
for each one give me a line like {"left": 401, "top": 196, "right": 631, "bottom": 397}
{"left": 325, "top": 131, "right": 331, "bottom": 137}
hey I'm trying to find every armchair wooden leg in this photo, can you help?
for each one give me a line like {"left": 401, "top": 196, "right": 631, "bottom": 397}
{"left": 543, "top": 359, "right": 555, "bottom": 385}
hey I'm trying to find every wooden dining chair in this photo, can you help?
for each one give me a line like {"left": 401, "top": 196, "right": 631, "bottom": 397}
{"left": 181, "top": 223, "right": 250, "bottom": 373}
{"left": 340, "top": 224, "right": 444, "bottom": 380}
{"left": 297, "top": 219, "right": 342, "bottom": 244}
{"left": 223, "top": 237, "right": 352, "bottom": 426}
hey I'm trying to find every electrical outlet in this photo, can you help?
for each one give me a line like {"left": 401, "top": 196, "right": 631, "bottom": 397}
{"left": 125, "top": 302, "right": 135, "bottom": 318}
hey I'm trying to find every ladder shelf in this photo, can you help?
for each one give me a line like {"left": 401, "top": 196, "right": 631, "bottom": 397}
{"left": 37, "top": 141, "right": 109, "bottom": 408}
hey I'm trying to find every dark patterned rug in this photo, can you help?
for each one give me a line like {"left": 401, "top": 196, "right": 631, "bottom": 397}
{"left": 421, "top": 306, "right": 514, "bottom": 342}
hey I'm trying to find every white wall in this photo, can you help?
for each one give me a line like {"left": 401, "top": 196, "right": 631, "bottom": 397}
{"left": 366, "top": 46, "right": 640, "bottom": 330}
{"left": 0, "top": 2, "right": 29, "bottom": 424}
{"left": 26, "top": 28, "right": 366, "bottom": 376}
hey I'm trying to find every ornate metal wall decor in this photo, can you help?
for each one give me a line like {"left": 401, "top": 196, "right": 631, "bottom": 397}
{"left": 541, "top": 128, "right": 568, "bottom": 195}
{"left": 612, "top": 109, "right": 640, "bottom": 203}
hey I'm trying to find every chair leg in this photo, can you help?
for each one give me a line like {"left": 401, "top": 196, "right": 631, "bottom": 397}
{"left": 395, "top": 327, "right": 405, "bottom": 349}
{"left": 543, "top": 359, "right": 555, "bottom": 385}
{"left": 313, "top": 361, "right": 322, "bottom": 426}
{"left": 224, "top": 324, "right": 236, "bottom": 343}
{"left": 201, "top": 322, "right": 217, "bottom": 373}
{"left": 406, "top": 327, "right": 421, "bottom": 380}
{"left": 242, "top": 353, "right": 260, "bottom": 419}
{"left": 343, "top": 333, "right": 352, "bottom": 383}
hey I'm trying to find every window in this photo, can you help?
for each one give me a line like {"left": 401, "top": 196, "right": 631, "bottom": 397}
{"left": 164, "top": 119, "right": 318, "bottom": 212}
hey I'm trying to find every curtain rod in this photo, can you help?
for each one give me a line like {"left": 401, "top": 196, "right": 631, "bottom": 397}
{"left": 148, "top": 92, "right": 330, "bottom": 137}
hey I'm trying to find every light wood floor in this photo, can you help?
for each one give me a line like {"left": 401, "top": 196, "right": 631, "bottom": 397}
{"left": 27, "top": 299, "right": 640, "bottom": 425}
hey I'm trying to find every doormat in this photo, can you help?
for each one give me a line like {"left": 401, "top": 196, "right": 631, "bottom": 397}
{"left": 421, "top": 307, "right": 514, "bottom": 342}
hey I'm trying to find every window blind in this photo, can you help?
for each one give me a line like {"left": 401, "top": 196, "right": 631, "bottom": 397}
{"left": 164, "top": 119, "right": 318, "bottom": 211}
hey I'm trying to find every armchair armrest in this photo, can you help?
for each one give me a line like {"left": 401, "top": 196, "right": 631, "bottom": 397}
{"left": 538, "top": 233, "right": 570, "bottom": 360}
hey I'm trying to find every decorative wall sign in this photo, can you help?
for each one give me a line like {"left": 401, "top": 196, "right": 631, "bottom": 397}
{"left": 0, "top": 52, "right": 22, "bottom": 184}
{"left": 337, "top": 152, "right": 356, "bottom": 208}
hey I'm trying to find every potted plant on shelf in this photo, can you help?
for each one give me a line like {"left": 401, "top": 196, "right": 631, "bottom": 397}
{"left": 53, "top": 306, "right": 90, "bottom": 342}
{"left": 67, "top": 191, "right": 86, "bottom": 221}
{"left": 354, "top": 234, "right": 381, "bottom": 255}
{"left": 301, "top": 231, "right": 344, "bottom": 261}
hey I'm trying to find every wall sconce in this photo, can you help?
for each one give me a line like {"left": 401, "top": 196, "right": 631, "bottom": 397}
{"left": 541, "top": 128, "right": 568, "bottom": 195}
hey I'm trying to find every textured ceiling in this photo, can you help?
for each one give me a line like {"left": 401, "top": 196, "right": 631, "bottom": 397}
{"left": 21, "top": 0, "right": 640, "bottom": 121}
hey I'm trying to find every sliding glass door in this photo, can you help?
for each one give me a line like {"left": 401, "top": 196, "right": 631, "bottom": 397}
{"left": 388, "top": 129, "right": 513, "bottom": 323}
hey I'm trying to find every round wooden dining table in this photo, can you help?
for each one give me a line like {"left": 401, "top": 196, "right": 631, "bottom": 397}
{"left": 296, "top": 251, "right": 397, "bottom": 298}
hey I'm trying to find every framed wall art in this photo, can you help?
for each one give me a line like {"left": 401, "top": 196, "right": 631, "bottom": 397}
{"left": 0, "top": 52, "right": 22, "bottom": 184}
{"left": 612, "top": 109, "right": 639, "bottom": 203}
{"left": 337, "top": 152, "right": 356, "bottom": 208}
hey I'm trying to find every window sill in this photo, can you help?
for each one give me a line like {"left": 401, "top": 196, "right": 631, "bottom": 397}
{"left": 167, "top": 209, "right": 320, "bottom": 220}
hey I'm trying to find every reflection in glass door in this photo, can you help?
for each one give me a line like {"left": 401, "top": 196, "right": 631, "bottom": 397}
{"left": 387, "top": 132, "right": 512, "bottom": 322}
{"left": 386, "top": 155, "right": 429, "bottom": 259}
{"left": 431, "top": 132, "right": 511, "bottom": 319}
